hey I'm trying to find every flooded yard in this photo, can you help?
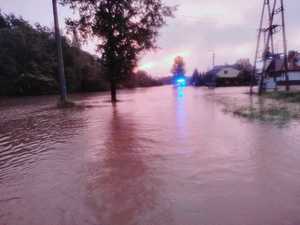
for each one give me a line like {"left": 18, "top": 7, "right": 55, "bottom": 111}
{"left": 1, "top": 86, "right": 300, "bottom": 225}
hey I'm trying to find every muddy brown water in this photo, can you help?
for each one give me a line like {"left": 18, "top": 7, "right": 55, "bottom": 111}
{"left": 1, "top": 86, "right": 300, "bottom": 225}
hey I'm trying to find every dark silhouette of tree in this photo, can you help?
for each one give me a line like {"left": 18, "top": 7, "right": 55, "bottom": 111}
{"left": 171, "top": 56, "right": 186, "bottom": 78}
{"left": 235, "top": 58, "right": 252, "bottom": 72}
{"left": 60, "top": 0, "right": 175, "bottom": 103}
{"left": 235, "top": 58, "right": 253, "bottom": 85}
{"left": 0, "top": 11, "right": 108, "bottom": 96}
{"left": 125, "top": 70, "right": 161, "bottom": 88}
{"left": 191, "top": 69, "right": 200, "bottom": 85}
{"left": 0, "top": 11, "right": 8, "bottom": 29}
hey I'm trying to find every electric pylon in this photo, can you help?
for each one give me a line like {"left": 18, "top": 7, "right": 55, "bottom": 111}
{"left": 250, "top": 0, "right": 289, "bottom": 95}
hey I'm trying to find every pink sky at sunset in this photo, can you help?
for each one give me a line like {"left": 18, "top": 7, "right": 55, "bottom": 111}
{"left": 2, "top": 0, "right": 300, "bottom": 77}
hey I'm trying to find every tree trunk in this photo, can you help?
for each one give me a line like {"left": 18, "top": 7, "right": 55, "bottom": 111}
{"left": 110, "top": 80, "right": 117, "bottom": 103}
{"left": 52, "top": 0, "right": 67, "bottom": 103}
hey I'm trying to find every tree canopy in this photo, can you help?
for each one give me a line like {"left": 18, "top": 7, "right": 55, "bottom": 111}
{"left": 171, "top": 56, "right": 186, "bottom": 78}
{"left": 0, "top": 11, "right": 108, "bottom": 95}
{"left": 60, "top": 0, "right": 175, "bottom": 102}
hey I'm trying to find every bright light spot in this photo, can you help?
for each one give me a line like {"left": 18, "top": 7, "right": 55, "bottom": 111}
{"left": 138, "top": 49, "right": 192, "bottom": 75}
{"left": 175, "top": 78, "right": 187, "bottom": 87}
{"left": 139, "top": 62, "right": 155, "bottom": 70}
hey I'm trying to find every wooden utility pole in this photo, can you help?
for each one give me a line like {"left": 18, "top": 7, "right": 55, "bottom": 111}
{"left": 52, "top": 0, "right": 67, "bottom": 103}
{"left": 251, "top": 0, "right": 266, "bottom": 95}
{"left": 251, "top": 0, "right": 289, "bottom": 95}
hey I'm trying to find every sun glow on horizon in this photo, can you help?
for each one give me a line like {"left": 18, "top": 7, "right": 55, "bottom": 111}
{"left": 139, "top": 62, "right": 156, "bottom": 71}
{"left": 138, "top": 50, "right": 191, "bottom": 75}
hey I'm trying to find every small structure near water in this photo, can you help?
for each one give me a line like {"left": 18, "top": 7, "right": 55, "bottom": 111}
{"left": 204, "top": 65, "right": 251, "bottom": 87}
{"left": 264, "top": 51, "right": 300, "bottom": 89}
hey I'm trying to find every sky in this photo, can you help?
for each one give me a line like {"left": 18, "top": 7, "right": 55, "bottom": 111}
{"left": 1, "top": 0, "right": 300, "bottom": 77}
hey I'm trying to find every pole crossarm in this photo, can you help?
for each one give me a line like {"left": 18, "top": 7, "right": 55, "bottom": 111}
{"left": 251, "top": 0, "right": 289, "bottom": 95}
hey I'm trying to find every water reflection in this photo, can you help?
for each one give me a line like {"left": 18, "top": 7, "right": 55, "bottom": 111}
{"left": 174, "top": 87, "right": 187, "bottom": 142}
{"left": 86, "top": 107, "right": 167, "bottom": 225}
{"left": 176, "top": 87, "right": 185, "bottom": 99}
{"left": 0, "top": 107, "right": 87, "bottom": 181}
{"left": 1, "top": 87, "right": 300, "bottom": 225}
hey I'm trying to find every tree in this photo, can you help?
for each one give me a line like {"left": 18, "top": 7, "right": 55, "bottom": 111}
{"left": 191, "top": 69, "right": 200, "bottom": 86}
{"left": 0, "top": 11, "right": 109, "bottom": 96}
{"left": 61, "top": 0, "right": 175, "bottom": 102}
{"left": 132, "top": 70, "right": 161, "bottom": 87}
{"left": 171, "top": 56, "right": 186, "bottom": 78}
{"left": 0, "top": 11, "right": 9, "bottom": 29}
{"left": 235, "top": 58, "right": 253, "bottom": 85}
{"left": 235, "top": 58, "right": 252, "bottom": 71}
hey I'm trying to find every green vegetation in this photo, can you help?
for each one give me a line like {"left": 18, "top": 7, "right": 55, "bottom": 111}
{"left": 61, "top": 0, "right": 175, "bottom": 102}
{"left": 216, "top": 94, "right": 300, "bottom": 125}
{"left": 229, "top": 105, "right": 295, "bottom": 122}
{"left": 125, "top": 70, "right": 162, "bottom": 88}
{"left": 0, "top": 11, "right": 163, "bottom": 97}
{"left": 0, "top": 11, "right": 109, "bottom": 96}
{"left": 263, "top": 91, "right": 300, "bottom": 103}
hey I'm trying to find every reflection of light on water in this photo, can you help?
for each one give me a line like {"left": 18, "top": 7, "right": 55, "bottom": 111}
{"left": 175, "top": 87, "right": 186, "bottom": 142}
{"left": 177, "top": 86, "right": 185, "bottom": 99}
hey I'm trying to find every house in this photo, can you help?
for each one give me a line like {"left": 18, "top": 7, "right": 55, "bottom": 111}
{"left": 264, "top": 51, "right": 300, "bottom": 88}
{"left": 205, "top": 65, "right": 242, "bottom": 87}
{"left": 216, "top": 66, "right": 241, "bottom": 78}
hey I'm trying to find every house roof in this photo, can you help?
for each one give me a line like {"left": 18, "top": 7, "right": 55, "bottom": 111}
{"left": 267, "top": 52, "right": 300, "bottom": 74}
{"left": 207, "top": 65, "right": 240, "bottom": 76}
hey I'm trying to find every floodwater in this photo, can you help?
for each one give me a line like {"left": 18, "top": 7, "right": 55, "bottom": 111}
{"left": 1, "top": 86, "right": 300, "bottom": 225}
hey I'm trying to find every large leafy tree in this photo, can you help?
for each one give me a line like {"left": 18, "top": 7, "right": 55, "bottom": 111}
{"left": 0, "top": 11, "right": 107, "bottom": 96}
{"left": 60, "top": 0, "right": 175, "bottom": 102}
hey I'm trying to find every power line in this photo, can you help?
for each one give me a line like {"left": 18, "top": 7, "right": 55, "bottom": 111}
{"left": 251, "top": 0, "right": 289, "bottom": 95}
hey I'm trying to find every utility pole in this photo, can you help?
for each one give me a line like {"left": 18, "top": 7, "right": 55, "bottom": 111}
{"left": 258, "top": 0, "right": 277, "bottom": 95}
{"left": 251, "top": 0, "right": 289, "bottom": 95}
{"left": 212, "top": 52, "right": 215, "bottom": 68}
{"left": 52, "top": 0, "right": 68, "bottom": 103}
{"left": 250, "top": 1, "right": 266, "bottom": 95}
{"left": 281, "top": 0, "right": 290, "bottom": 91}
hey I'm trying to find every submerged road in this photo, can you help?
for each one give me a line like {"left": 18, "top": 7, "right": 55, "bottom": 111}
{"left": 1, "top": 86, "right": 300, "bottom": 225}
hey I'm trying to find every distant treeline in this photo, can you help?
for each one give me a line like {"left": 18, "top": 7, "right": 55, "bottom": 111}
{"left": 0, "top": 11, "right": 162, "bottom": 96}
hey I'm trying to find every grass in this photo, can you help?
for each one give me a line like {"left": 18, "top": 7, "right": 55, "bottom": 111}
{"left": 217, "top": 91, "right": 300, "bottom": 124}
{"left": 230, "top": 105, "right": 294, "bottom": 122}
{"left": 263, "top": 91, "right": 300, "bottom": 103}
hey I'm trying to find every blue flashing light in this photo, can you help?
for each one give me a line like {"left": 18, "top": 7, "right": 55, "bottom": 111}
{"left": 175, "top": 78, "right": 187, "bottom": 87}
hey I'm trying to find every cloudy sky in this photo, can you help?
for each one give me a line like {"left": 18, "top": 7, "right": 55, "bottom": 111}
{"left": 1, "top": 0, "right": 300, "bottom": 76}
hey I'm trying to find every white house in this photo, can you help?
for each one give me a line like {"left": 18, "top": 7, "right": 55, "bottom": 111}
{"left": 205, "top": 65, "right": 243, "bottom": 87}
{"left": 216, "top": 66, "right": 241, "bottom": 79}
